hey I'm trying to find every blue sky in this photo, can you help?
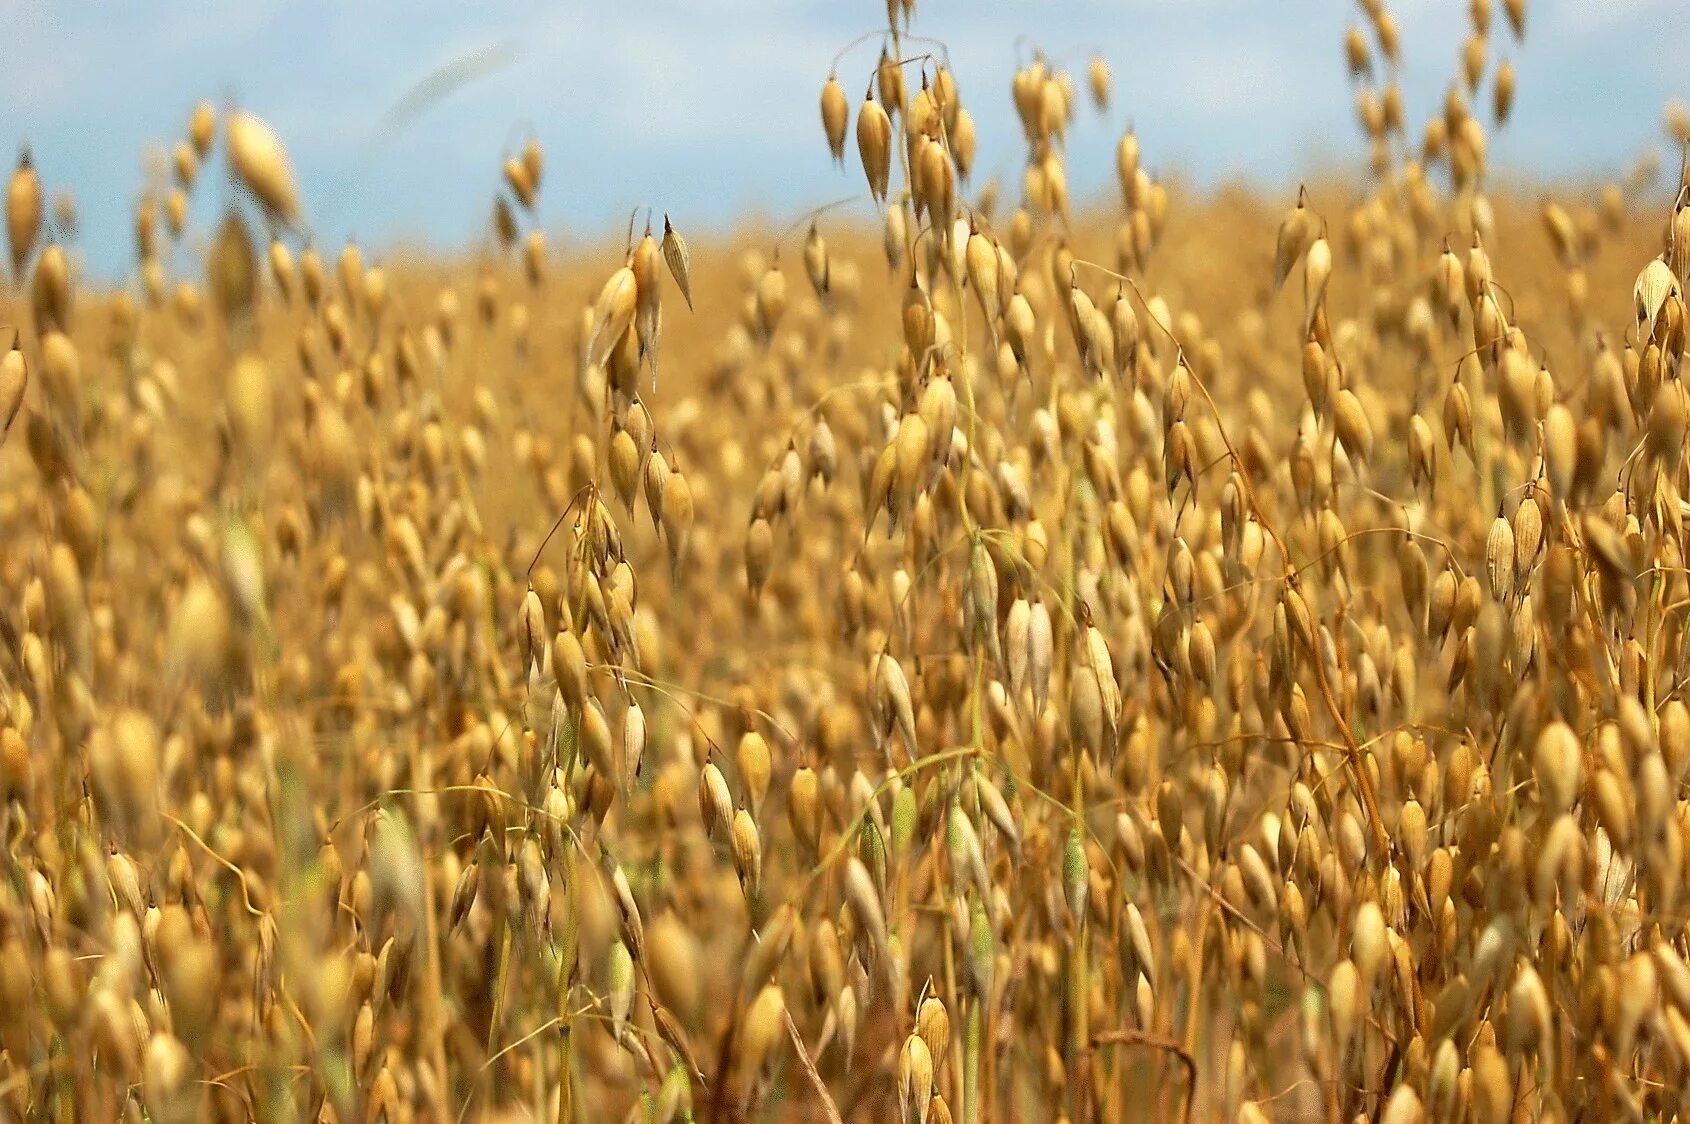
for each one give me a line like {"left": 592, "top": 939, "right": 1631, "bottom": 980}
{"left": 3, "top": 0, "right": 1684, "bottom": 278}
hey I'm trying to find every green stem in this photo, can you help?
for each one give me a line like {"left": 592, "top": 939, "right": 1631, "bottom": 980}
{"left": 1068, "top": 918, "right": 1090, "bottom": 1122}
{"left": 488, "top": 919, "right": 514, "bottom": 1058}
{"left": 964, "top": 997, "right": 982, "bottom": 1124}
{"left": 554, "top": 1023, "right": 575, "bottom": 1124}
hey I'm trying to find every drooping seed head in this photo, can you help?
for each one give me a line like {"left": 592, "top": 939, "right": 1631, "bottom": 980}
{"left": 821, "top": 74, "right": 849, "bottom": 162}
{"left": 7, "top": 148, "right": 43, "bottom": 277}
{"left": 226, "top": 110, "right": 300, "bottom": 226}
{"left": 857, "top": 90, "right": 893, "bottom": 203}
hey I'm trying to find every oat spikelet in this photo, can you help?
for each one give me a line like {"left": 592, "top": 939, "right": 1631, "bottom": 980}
{"left": 7, "top": 148, "right": 43, "bottom": 278}
{"left": 661, "top": 213, "right": 693, "bottom": 311}
{"left": 821, "top": 74, "right": 849, "bottom": 163}
{"left": 0, "top": 339, "right": 26, "bottom": 447}
{"left": 1273, "top": 187, "right": 1314, "bottom": 290}
{"left": 857, "top": 89, "right": 893, "bottom": 203}
{"left": 226, "top": 110, "right": 300, "bottom": 227}
{"left": 1635, "top": 257, "right": 1680, "bottom": 333}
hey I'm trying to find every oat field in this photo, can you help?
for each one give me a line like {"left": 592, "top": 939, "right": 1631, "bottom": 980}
{"left": 3, "top": 0, "right": 1690, "bottom": 1121}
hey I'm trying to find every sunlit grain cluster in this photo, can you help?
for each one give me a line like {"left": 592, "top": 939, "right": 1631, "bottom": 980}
{"left": 2, "top": 0, "right": 1689, "bottom": 1120}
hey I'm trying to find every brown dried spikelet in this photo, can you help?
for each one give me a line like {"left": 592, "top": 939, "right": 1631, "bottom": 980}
{"left": 1661, "top": 699, "right": 1690, "bottom": 780}
{"left": 588, "top": 265, "right": 638, "bottom": 364}
{"left": 0, "top": 337, "right": 25, "bottom": 446}
{"left": 737, "top": 730, "right": 772, "bottom": 815}
{"left": 1461, "top": 34, "right": 1486, "bottom": 92}
{"left": 38, "top": 330, "right": 82, "bottom": 437}
{"left": 524, "top": 228, "right": 546, "bottom": 287}
{"left": 648, "top": 915, "right": 703, "bottom": 1025}
{"left": 159, "top": 938, "right": 220, "bottom": 1052}
{"left": 492, "top": 194, "right": 518, "bottom": 249}
{"left": 1380, "top": 1086, "right": 1423, "bottom": 1124}
{"left": 1666, "top": 200, "right": 1690, "bottom": 285}
{"left": 267, "top": 238, "right": 295, "bottom": 303}
{"left": 661, "top": 463, "right": 694, "bottom": 576}
{"left": 1088, "top": 56, "right": 1111, "bottom": 112}
{"left": 741, "top": 903, "right": 793, "bottom": 997}
{"left": 1274, "top": 187, "right": 1313, "bottom": 290}
{"left": 298, "top": 243, "right": 325, "bottom": 306}
{"left": 622, "top": 698, "right": 646, "bottom": 790}
{"left": 844, "top": 855, "right": 889, "bottom": 968}
{"left": 1635, "top": 257, "right": 1679, "bottom": 333}
{"left": 1503, "top": 0, "right": 1525, "bottom": 38}
{"left": 899, "top": 1034, "right": 934, "bottom": 1124}
{"left": 803, "top": 223, "right": 830, "bottom": 301}
{"left": 25, "top": 409, "right": 72, "bottom": 483}
{"left": 755, "top": 261, "right": 787, "bottom": 343}
{"left": 876, "top": 47, "right": 905, "bottom": 114}
{"left": 189, "top": 101, "right": 216, "bottom": 156}
{"left": 226, "top": 110, "right": 300, "bottom": 226}
{"left": 642, "top": 443, "right": 670, "bottom": 532}
{"left": 1493, "top": 60, "right": 1516, "bottom": 124}
{"left": 858, "top": 89, "right": 893, "bottom": 203}
{"left": 745, "top": 514, "right": 774, "bottom": 598}
{"left": 208, "top": 208, "right": 259, "bottom": 325}
{"left": 519, "top": 135, "right": 544, "bottom": 195}
{"left": 32, "top": 243, "right": 72, "bottom": 334}
{"left": 503, "top": 156, "right": 535, "bottom": 210}
{"left": 1333, "top": 388, "right": 1374, "bottom": 465}
{"left": 821, "top": 74, "right": 849, "bottom": 162}
{"left": 916, "top": 995, "right": 950, "bottom": 1070}
{"left": 1532, "top": 722, "right": 1584, "bottom": 816}
{"left": 633, "top": 227, "right": 663, "bottom": 378}
{"left": 1344, "top": 26, "right": 1372, "bottom": 78}
{"left": 225, "top": 352, "right": 275, "bottom": 482}
{"left": 7, "top": 149, "right": 43, "bottom": 277}
{"left": 1303, "top": 233, "right": 1332, "bottom": 329}
{"left": 171, "top": 140, "right": 199, "bottom": 191}
{"left": 1471, "top": 1041, "right": 1512, "bottom": 1124}
{"left": 88, "top": 710, "right": 163, "bottom": 851}
{"left": 736, "top": 984, "right": 786, "bottom": 1106}
{"left": 1484, "top": 510, "right": 1515, "bottom": 602}
{"left": 699, "top": 760, "right": 733, "bottom": 842}
{"left": 165, "top": 578, "right": 231, "bottom": 690}
{"left": 581, "top": 696, "right": 617, "bottom": 785}
{"left": 786, "top": 766, "right": 820, "bottom": 857}
{"left": 1511, "top": 490, "right": 1543, "bottom": 578}
{"left": 660, "top": 213, "right": 694, "bottom": 311}
{"left": 608, "top": 423, "right": 641, "bottom": 514}
{"left": 164, "top": 187, "right": 188, "bottom": 238}
{"left": 142, "top": 1032, "right": 194, "bottom": 1123}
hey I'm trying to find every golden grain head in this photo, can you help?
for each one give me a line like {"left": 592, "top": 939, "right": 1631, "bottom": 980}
{"left": 225, "top": 109, "right": 300, "bottom": 225}
{"left": 7, "top": 149, "right": 44, "bottom": 275}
